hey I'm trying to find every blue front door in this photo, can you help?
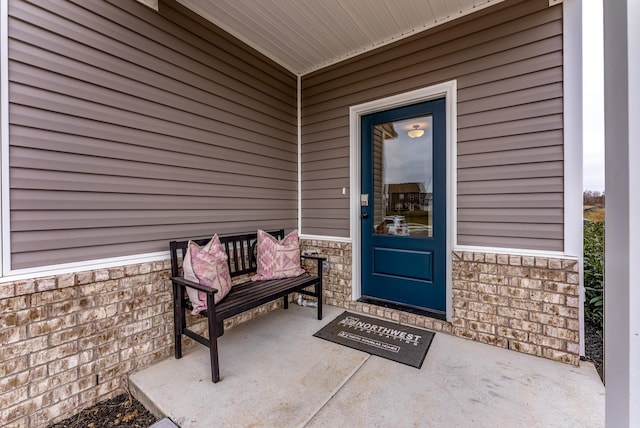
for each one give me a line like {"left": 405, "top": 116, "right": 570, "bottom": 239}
{"left": 361, "top": 98, "right": 446, "bottom": 314}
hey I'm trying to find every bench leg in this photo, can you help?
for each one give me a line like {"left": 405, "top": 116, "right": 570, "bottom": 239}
{"left": 316, "top": 282, "right": 323, "bottom": 320}
{"left": 206, "top": 294, "right": 221, "bottom": 383}
{"left": 216, "top": 321, "right": 225, "bottom": 337}
{"left": 173, "top": 282, "right": 184, "bottom": 359}
{"left": 209, "top": 334, "right": 220, "bottom": 383}
{"left": 283, "top": 294, "right": 288, "bottom": 309}
{"left": 315, "top": 259, "right": 324, "bottom": 320}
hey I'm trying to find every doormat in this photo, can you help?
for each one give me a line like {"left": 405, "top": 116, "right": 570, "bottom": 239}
{"left": 313, "top": 311, "right": 435, "bottom": 369}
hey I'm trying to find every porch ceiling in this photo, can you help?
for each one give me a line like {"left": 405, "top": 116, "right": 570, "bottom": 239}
{"left": 174, "top": 0, "right": 506, "bottom": 75}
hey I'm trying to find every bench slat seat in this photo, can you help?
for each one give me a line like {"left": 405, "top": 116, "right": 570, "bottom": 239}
{"left": 169, "top": 230, "right": 324, "bottom": 382}
{"left": 215, "top": 272, "right": 319, "bottom": 318}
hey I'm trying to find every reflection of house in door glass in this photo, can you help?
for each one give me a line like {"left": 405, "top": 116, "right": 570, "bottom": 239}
{"left": 373, "top": 115, "right": 434, "bottom": 238}
{"left": 387, "top": 183, "right": 432, "bottom": 212}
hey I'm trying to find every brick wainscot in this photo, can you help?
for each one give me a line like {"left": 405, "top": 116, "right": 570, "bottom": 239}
{"left": 450, "top": 251, "right": 580, "bottom": 365}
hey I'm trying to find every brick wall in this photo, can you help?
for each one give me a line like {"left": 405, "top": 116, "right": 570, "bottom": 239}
{"left": 451, "top": 251, "right": 581, "bottom": 365}
{"left": 0, "top": 262, "right": 174, "bottom": 427}
{"left": 300, "top": 239, "right": 352, "bottom": 307}
{"left": 301, "top": 239, "right": 581, "bottom": 365}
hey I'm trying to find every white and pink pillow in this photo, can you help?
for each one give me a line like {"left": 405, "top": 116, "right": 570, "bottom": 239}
{"left": 252, "top": 229, "right": 305, "bottom": 280}
{"left": 183, "top": 235, "right": 232, "bottom": 314}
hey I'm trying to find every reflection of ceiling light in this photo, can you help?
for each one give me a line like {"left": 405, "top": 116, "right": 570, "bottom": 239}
{"left": 408, "top": 125, "right": 424, "bottom": 138}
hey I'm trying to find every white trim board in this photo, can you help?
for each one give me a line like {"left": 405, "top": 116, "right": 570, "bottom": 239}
{"left": 134, "top": 0, "right": 159, "bottom": 10}
{"left": 299, "top": 234, "right": 352, "bottom": 243}
{"left": 563, "top": 0, "right": 585, "bottom": 356}
{"left": 0, "top": 251, "right": 170, "bottom": 284}
{"left": 603, "top": 0, "right": 639, "bottom": 425}
{"left": 1, "top": 0, "right": 9, "bottom": 276}
{"left": 349, "top": 81, "right": 457, "bottom": 322}
{"left": 454, "top": 245, "right": 573, "bottom": 259}
{"left": 297, "top": 75, "right": 302, "bottom": 233}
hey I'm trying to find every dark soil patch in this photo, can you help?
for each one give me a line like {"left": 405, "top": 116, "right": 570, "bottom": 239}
{"left": 584, "top": 317, "right": 604, "bottom": 381}
{"left": 48, "top": 393, "right": 157, "bottom": 428}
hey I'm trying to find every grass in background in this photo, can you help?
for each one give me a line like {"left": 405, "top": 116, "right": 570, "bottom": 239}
{"left": 583, "top": 207, "right": 605, "bottom": 222}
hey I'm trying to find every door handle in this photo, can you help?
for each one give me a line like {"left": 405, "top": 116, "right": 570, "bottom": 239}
{"left": 361, "top": 212, "right": 369, "bottom": 218}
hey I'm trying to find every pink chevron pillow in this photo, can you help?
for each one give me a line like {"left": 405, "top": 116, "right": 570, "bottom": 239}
{"left": 252, "top": 229, "right": 305, "bottom": 280}
{"left": 183, "top": 235, "right": 232, "bottom": 314}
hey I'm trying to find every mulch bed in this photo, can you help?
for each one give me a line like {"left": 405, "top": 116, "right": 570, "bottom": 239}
{"left": 48, "top": 393, "right": 157, "bottom": 428}
{"left": 584, "top": 317, "right": 604, "bottom": 381}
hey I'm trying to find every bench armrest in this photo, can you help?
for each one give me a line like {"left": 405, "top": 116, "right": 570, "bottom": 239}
{"left": 301, "top": 254, "right": 326, "bottom": 278}
{"left": 300, "top": 255, "right": 326, "bottom": 261}
{"left": 171, "top": 276, "right": 219, "bottom": 295}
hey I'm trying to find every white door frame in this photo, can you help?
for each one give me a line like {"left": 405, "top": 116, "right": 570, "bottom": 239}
{"left": 349, "top": 81, "right": 457, "bottom": 321}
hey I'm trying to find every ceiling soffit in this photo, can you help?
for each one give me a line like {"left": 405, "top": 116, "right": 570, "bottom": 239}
{"left": 175, "top": 0, "right": 506, "bottom": 75}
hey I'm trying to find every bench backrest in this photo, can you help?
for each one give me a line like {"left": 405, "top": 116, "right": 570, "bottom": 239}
{"left": 169, "top": 229, "right": 285, "bottom": 279}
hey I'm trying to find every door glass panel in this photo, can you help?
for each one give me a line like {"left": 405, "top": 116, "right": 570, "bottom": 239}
{"left": 372, "top": 116, "right": 433, "bottom": 238}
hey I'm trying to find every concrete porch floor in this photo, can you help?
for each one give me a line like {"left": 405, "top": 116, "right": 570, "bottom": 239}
{"left": 130, "top": 305, "right": 604, "bottom": 428}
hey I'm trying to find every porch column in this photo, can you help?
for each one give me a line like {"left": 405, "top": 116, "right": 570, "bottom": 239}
{"left": 603, "top": 0, "right": 640, "bottom": 426}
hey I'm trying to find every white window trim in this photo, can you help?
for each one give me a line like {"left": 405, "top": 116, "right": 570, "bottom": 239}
{"left": 349, "top": 81, "right": 457, "bottom": 321}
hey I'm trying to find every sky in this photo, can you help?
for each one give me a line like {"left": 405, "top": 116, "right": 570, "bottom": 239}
{"left": 383, "top": 116, "right": 433, "bottom": 191}
{"left": 583, "top": 1, "right": 605, "bottom": 193}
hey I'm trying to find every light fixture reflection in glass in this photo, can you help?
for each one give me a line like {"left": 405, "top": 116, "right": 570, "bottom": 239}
{"left": 408, "top": 125, "right": 424, "bottom": 138}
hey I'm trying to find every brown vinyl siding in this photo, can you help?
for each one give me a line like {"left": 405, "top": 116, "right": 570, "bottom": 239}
{"left": 301, "top": 0, "right": 564, "bottom": 251}
{"left": 7, "top": 0, "right": 297, "bottom": 269}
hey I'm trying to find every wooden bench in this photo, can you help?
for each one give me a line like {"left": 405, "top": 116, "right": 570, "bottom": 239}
{"left": 169, "top": 229, "right": 324, "bottom": 382}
